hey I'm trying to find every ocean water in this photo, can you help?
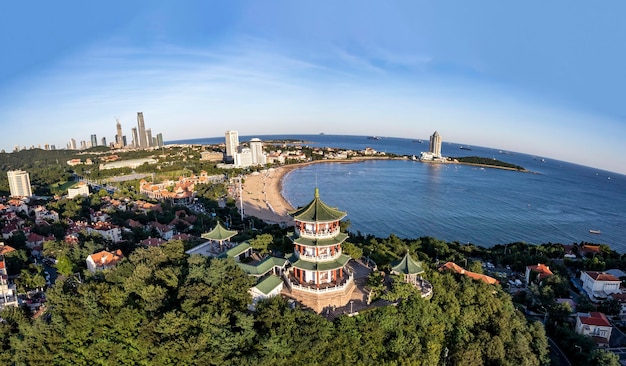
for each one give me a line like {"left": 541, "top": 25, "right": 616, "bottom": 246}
{"left": 169, "top": 134, "right": 626, "bottom": 251}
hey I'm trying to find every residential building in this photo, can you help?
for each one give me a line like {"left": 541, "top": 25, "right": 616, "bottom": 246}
{"left": 575, "top": 312, "right": 613, "bottom": 347}
{"left": 86, "top": 249, "right": 124, "bottom": 273}
{"left": 581, "top": 271, "right": 621, "bottom": 302}
{"left": 420, "top": 131, "right": 444, "bottom": 161}
{"left": 225, "top": 130, "right": 239, "bottom": 162}
{"left": 101, "top": 137, "right": 106, "bottom": 147}
{"left": 146, "top": 128, "right": 153, "bottom": 148}
{"left": 156, "top": 133, "right": 163, "bottom": 147}
{"left": 201, "top": 151, "right": 224, "bottom": 161}
{"left": 525, "top": 263, "right": 554, "bottom": 285}
{"left": 131, "top": 127, "right": 139, "bottom": 148}
{"left": 7, "top": 170, "right": 32, "bottom": 198}
{"left": 91, "top": 134, "right": 97, "bottom": 148}
{"left": 68, "top": 182, "right": 90, "bottom": 199}
{"left": 115, "top": 118, "right": 124, "bottom": 148}
{"left": 88, "top": 222, "right": 122, "bottom": 243}
{"left": 0, "top": 243, "right": 18, "bottom": 310}
{"left": 137, "top": 112, "right": 148, "bottom": 148}
{"left": 249, "top": 138, "right": 266, "bottom": 166}
{"left": 234, "top": 147, "right": 253, "bottom": 167}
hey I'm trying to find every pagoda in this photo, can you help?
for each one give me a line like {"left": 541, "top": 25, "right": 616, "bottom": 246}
{"left": 285, "top": 188, "right": 355, "bottom": 312}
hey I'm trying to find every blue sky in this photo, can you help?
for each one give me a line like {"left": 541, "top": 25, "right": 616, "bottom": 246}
{"left": 1, "top": 1, "right": 625, "bottom": 174}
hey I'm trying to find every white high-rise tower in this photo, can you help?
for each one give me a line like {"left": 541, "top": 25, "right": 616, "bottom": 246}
{"left": 429, "top": 131, "right": 442, "bottom": 158}
{"left": 225, "top": 130, "right": 239, "bottom": 163}
{"left": 7, "top": 170, "right": 32, "bottom": 197}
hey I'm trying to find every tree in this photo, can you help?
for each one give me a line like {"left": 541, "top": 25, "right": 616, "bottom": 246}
{"left": 56, "top": 254, "right": 74, "bottom": 276}
{"left": 249, "top": 233, "right": 273, "bottom": 254}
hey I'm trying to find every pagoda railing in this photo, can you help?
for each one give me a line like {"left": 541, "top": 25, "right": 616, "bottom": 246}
{"left": 295, "top": 249, "right": 343, "bottom": 262}
{"left": 295, "top": 227, "right": 341, "bottom": 240}
{"left": 285, "top": 272, "right": 353, "bottom": 294}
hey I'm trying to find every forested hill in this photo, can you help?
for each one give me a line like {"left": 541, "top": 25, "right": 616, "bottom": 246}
{"left": 0, "top": 241, "right": 549, "bottom": 365}
{"left": 451, "top": 156, "right": 526, "bottom": 171}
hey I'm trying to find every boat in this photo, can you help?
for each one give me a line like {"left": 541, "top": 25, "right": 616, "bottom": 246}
{"left": 413, "top": 139, "right": 423, "bottom": 143}
{"left": 589, "top": 229, "right": 601, "bottom": 234}
{"left": 459, "top": 146, "right": 472, "bottom": 150}
{"left": 367, "top": 136, "right": 381, "bottom": 140}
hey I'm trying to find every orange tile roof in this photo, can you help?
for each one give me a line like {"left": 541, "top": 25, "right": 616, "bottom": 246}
{"left": 89, "top": 250, "right": 123, "bottom": 267}
{"left": 527, "top": 263, "right": 554, "bottom": 279}
{"left": 0, "top": 244, "right": 16, "bottom": 255}
{"left": 585, "top": 271, "right": 620, "bottom": 282}
{"left": 439, "top": 261, "right": 499, "bottom": 285}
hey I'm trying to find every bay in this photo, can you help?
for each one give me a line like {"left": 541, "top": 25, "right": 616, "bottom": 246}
{"left": 169, "top": 134, "right": 626, "bottom": 251}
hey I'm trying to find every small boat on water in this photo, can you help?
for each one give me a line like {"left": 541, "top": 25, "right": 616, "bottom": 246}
{"left": 589, "top": 229, "right": 601, "bottom": 234}
{"left": 367, "top": 136, "right": 381, "bottom": 140}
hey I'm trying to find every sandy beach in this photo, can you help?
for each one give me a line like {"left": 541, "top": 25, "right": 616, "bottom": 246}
{"left": 239, "top": 166, "right": 296, "bottom": 225}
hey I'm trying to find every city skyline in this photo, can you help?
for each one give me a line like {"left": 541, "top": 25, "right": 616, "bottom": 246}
{"left": 1, "top": 2, "right": 625, "bottom": 174}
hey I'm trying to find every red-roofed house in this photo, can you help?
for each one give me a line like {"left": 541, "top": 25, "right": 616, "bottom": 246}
{"left": 581, "top": 271, "right": 622, "bottom": 302}
{"left": 26, "top": 233, "right": 45, "bottom": 250}
{"left": 140, "top": 237, "right": 166, "bottom": 247}
{"left": 86, "top": 250, "right": 124, "bottom": 273}
{"left": 525, "top": 263, "right": 554, "bottom": 285}
{"left": 88, "top": 222, "right": 122, "bottom": 243}
{"left": 150, "top": 222, "right": 174, "bottom": 240}
{"left": 575, "top": 312, "right": 612, "bottom": 347}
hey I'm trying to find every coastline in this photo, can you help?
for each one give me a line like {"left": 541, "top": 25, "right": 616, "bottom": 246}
{"left": 239, "top": 157, "right": 405, "bottom": 224}
{"left": 239, "top": 156, "right": 529, "bottom": 225}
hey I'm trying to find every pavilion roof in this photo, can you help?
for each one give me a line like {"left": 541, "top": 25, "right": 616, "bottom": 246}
{"left": 289, "top": 188, "right": 347, "bottom": 222}
{"left": 237, "top": 256, "right": 288, "bottom": 276}
{"left": 391, "top": 252, "right": 424, "bottom": 275}
{"left": 254, "top": 275, "right": 284, "bottom": 295}
{"left": 218, "top": 242, "right": 251, "bottom": 259}
{"left": 201, "top": 222, "right": 238, "bottom": 241}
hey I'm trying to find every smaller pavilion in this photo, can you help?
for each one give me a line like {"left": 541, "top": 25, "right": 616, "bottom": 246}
{"left": 391, "top": 252, "right": 424, "bottom": 286}
{"left": 390, "top": 252, "right": 433, "bottom": 298}
{"left": 186, "top": 222, "right": 239, "bottom": 257}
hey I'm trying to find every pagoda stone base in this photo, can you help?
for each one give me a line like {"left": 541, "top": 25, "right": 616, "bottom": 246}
{"left": 284, "top": 280, "right": 357, "bottom": 313}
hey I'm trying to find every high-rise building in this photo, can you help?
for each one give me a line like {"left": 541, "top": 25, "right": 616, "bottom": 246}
{"left": 115, "top": 118, "right": 124, "bottom": 148}
{"left": 70, "top": 138, "right": 77, "bottom": 150}
{"left": 101, "top": 137, "right": 107, "bottom": 147}
{"left": 249, "top": 138, "right": 266, "bottom": 166}
{"left": 146, "top": 128, "right": 153, "bottom": 148}
{"left": 122, "top": 136, "right": 127, "bottom": 147}
{"left": 91, "top": 134, "right": 98, "bottom": 148}
{"left": 80, "top": 141, "right": 87, "bottom": 150}
{"left": 131, "top": 128, "right": 139, "bottom": 148}
{"left": 156, "top": 133, "right": 163, "bottom": 148}
{"left": 225, "top": 130, "right": 239, "bottom": 163}
{"left": 429, "top": 131, "right": 442, "bottom": 158}
{"left": 7, "top": 170, "right": 32, "bottom": 197}
{"left": 137, "top": 112, "right": 148, "bottom": 149}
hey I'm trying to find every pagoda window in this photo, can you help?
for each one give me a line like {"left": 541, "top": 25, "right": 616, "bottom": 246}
{"left": 306, "top": 223, "right": 313, "bottom": 232}
{"left": 319, "top": 247, "right": 328, "bottom": 256}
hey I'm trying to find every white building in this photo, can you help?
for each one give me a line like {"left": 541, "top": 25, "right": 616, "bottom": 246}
{"left": 88, "top": 222, "right": 122, "bottom": 243}
{"left": 575, "top": 312, "right": 612, "bottom": 347}
{"left": 581, "top": 271, "right": 621, "bottom": 302}
{"left": 86, "top": 250, "right": 124, "bottom": 273}
{"left": 420, "top": 131, "right": 445, "bottom": 161}
{"left": 249, "top": 138, "right": 267, "bottom": 166}
{"left": 234, "top": 147, "right": 253, "bottom": 168}
{"left": 7, "top": 170, "right": 32, "bottom": 198}
{"left": 225, "top": 130, "right": 239, "bottom": 163}
{"left": 68, "top": 182, "right": 90, "bottom": 199}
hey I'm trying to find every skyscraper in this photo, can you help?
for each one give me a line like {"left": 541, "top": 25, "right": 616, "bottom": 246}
{"left": 70, "top": 138, "right": 77, "bottom": 150}
{"left": 429, "top": 131, "right": 442, "bottom": 158}
{"left": 156, "top": 133, "right": 163, "bottom": 148}
{"left": 225, "top": 130, "right": 239, "bottom": 163}
{"left": 146, "top": 128, "right": 153, "bottom": 148}
{"left": 115, "top": 118, "right": 124, "bottom": 148}
{"left": 249, "top": 138, "right": 266, "bottom": 166}
{"left": 101, "top": 137, "right": 107, "bottom": 147}
{"left": 137, "top": 112, "right": 148, "bottom": 149}
{"left": 91, "top": 134, "right": 98, "bottom": 148}
{"left": 131, "top": 127, "right": 139, "bottom": 148}
{"left": 7, "top": 170, "right": 32, "bottom": 197}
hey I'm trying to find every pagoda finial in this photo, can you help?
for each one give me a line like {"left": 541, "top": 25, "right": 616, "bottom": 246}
{"left": 314, "top": 187, "right": 319, "bottom": 198}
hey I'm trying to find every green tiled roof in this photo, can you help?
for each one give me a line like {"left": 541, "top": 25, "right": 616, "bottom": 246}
{"left": 289, "top": 188, "right": 347, "bottom": 222}
{"left": 288, "top": 232, "right": 349, "bottom": 247}
{"left": 391, "top": 253, "right": 424, "bottom": 275}
{"left": 201, "top": 222, "right": 238, "bottom": 241}
{"left": 290, "top": 253, "right": 351, "bottom": 271}
{"left": 218, "top": 242, "right": 251, "bottom": 258}
{"left": 254, "top": 275, "right": 284, "bottom": 295}
{"left": 237, "top": 256, "right": 288, "bottom": 276}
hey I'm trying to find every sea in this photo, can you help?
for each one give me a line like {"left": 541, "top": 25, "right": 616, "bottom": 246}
{"left": 168, "top": 134, "right": 626, "bottom": 252}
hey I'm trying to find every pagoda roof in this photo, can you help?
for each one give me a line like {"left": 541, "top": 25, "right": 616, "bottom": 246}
{"left": 288, "top": 232, "right": 349, "bottom": 247}
{"left": 254, "top": 275, "right": 284, "bottom": 295}
{"left": 201, "top": 222, "right": 238, "bottom": 241}
{"left": 236, "top": 256, "right": 288, "bottom": 276}
{"left": 287, "top": 253, "right": 351, "bottom": 271}
{"left": 218, "top": 242, "right": 251, "bottom": 259}
{"left": 289, "top": 188, "right": 347, "bottom": 222}
{"left": 391, "top": 252, "right": 424, "bottom": 275}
